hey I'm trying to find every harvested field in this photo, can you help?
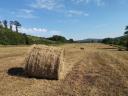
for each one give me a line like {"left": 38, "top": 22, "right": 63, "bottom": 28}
{"left": 0, "top": 43, "right": 128, "bottom": 96}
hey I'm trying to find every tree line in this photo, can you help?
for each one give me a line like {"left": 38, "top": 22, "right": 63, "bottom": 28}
{"left": 0, "top": 19, "right": 74, "bottom": 45}
{"left": 102, "top": 26, "right": 128, "bottom": 50}
{"left": 0, "top": 20, "right": 21, "bottom": 32}
{"left": 47, "top": 35, "right": 74, "bottom": 43}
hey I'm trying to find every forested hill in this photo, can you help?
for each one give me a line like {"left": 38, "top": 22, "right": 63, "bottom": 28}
{"left": 0, "top": 26, "right": 56, "bottom": 45}
{"left": 102, "top": 35, "right": 127, "bottom": 46}
{"left": 0, "top": 26, "right": 74, "bottom": 45}
{"left": 102, "top": 26, "right": 128, "bottom": 50}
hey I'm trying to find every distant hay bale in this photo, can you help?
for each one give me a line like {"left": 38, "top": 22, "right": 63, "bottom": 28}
{"left": 118, "top": 46, "right": 126, "bottom": 51}
{"left": 118, "top": 47, "right": 123, "bottom": 51}
{"left": 24, "top": 45, "right": 64, "bottom": 80}
{"left": 80, "top": 47, "right": 84, "bottom": 50}
{"left": 109, "top": 44, "right": 113, "bottom": 46}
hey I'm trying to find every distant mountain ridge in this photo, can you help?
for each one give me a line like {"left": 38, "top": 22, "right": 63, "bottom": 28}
{"left": 77, "top": 38, "right": 102, "bottom": 43}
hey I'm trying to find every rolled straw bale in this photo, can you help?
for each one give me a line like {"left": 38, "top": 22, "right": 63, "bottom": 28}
{"left": 24, "top": 45, "right": 64, "bottom": 80}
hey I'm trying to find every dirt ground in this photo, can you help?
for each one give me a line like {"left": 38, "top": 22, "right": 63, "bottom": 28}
{"left": 0, "top": 43, "right": 128, "bottom": 96}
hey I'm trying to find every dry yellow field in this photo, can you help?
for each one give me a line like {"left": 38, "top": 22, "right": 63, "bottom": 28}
{"left": 0, "top": 43, "right": 128, "bottom": 96}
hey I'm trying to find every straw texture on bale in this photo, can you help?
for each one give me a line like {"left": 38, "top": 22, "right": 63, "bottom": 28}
{"left": 24, "top": 45, "right": 64, "bottom": 80}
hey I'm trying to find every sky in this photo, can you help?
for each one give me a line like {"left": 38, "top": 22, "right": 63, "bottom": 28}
{"left": 0, "top": 0, "right": 128, "bottom": 40}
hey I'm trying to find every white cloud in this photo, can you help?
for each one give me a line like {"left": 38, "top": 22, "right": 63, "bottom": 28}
{"left": 67, "top": 10, "right": 89, "bottom": 17}
{"left": 71, "top": 0, "right": 90, "bottom": 4}
{"left": 20, "top": 9, "right": 33, "bottom": 14}
{"left": 95, "top": 0, "right": 105, "bottom": 6}
{"left": 71, "top": 0, "right": 105, "bottom": 6}
{"left": 19, "top": 27, "right": 61, "bottom": 37}
{"left": 20, "top": 27, "right": 48, "bottom": 33}
{"left": 30, "top": 0, "right": 63, "bottom": 10}
{"left": 11, "top": 9, "right": 37, "bottom": 19}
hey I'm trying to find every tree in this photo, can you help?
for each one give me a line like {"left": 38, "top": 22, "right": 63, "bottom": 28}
{"left": 22, "top": 33, "right": 29, "bottom": 44}
{"left": 0, "top": 21, "right": 3, "bottom": 32}
{"left": 0, "top": 21, "right": 3, "bottom": 27}
{"left": 3, "top": 20, "right": 8, "bottom": 28}
{"left": 125, "top": 26, "right": 128, "bottom": 30}
{"left": 102, "top": 38, "right": 113, "bottom": 44}
{"left": 124, "top": 26, "right": 128, "bottom": 35}
{"left": 48, "top": 35, "right": 67, "bottom": 42}
{"left": 124, "top": 26, "right": 128, "bottom": 50}
{"left": 0, "top": 21, "right": 3, "bottom": 30}
{"left": 13, "top": 21, "right": 21, "bottom": 32}
{"left": 69, "top": 38, "right": 74, "bottom": 43}
{"left": 9, "top": 21, "right": 14, "bottom": 31}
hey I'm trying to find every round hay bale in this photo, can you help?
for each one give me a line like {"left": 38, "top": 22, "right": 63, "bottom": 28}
{"left": 24, "top": 45, "right": 64, "bottom": 80}
{"left": 80, "top": 47, "right": 84, "bottom": 50}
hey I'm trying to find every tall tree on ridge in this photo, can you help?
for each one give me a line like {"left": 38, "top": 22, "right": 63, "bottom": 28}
{"left": 3, "top": 20, "right": 8, "bottom": 28}
{"left": 10, "top": 21, "right": 14, "bottom": 31}
{"left": 13, "top": 21, "right": 21, "bottom": 32}
{"left": 124, "top": 26, "right": 128, "bottom": 35}
{"left": 0, "top": 21, "right": 3, "bottom": 27}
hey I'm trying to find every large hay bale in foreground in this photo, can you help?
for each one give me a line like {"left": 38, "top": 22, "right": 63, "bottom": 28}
{"left": 24, "top": 45, "right": 64, "bottom": 80}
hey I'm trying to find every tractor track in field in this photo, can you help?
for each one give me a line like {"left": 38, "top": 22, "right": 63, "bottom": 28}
{"left": 55, "top": 50, "right": 128, "bottom": 96}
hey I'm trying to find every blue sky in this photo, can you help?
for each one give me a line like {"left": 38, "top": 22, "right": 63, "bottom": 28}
{"left": 0, "top": 0, "right": 128, "bottom": 40}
